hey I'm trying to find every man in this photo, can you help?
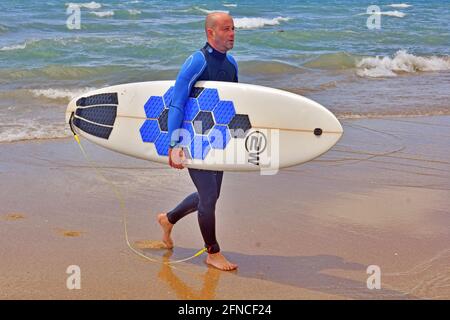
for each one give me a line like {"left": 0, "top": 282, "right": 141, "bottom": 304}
{"left": 157, "top": 12, "right": 238, "bottom": 271}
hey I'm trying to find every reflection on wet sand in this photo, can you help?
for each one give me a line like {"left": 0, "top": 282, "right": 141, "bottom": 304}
{"left": 158, "top": 251, "right": 221, "bottom": 300}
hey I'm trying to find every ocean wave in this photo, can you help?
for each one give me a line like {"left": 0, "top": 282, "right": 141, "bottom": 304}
{"left": 336, "top": 108, "right": 450, "bottom": 120}
{"left": 0, "top": 121, "right": 70, "bottom": 143}
{"left": 358, "top": 10, "right": 406, "bottom": 18}
{"left": 112, "top": 9, "right": 142, "bottom": 18}
{"left": 356, "top": 50, "right": 450, "bottom": 78}
{"left": 30, "top": 88, "right": 96, "bottom": 101}
{"left": 377, "top": 10, "right": 406, "bottom": 18}
{"left": 127, "top": 9, "right": 141, "bottom": 15}
{"left": 0, "top": 43, "right": 27, "bottom": 51}
{"left": 234, "top": 17, "right": 291, "bottom": 29}
{"left": 297, "top": 51, "right": 450, "bottom": 77}
{"left": 241, "top": 60, "right": 303, "bottom": 75}
{"left": 0, "top": 65, "right": 129, "bottom": 81}
{"left": 0, "top": 24, "right": 8, "bottom": 33}
{"left": 66, "top": 1, "right": 102, "bottom": 9}
{"left": 223, "top": 3, "right": 237, "bottom": 7}
{"left": 90, "top": 10, "right": 114, "bottom": 17}
{"left": 303, "top": 52, "right": 357, "bottom": 70}
{"left": 387, "top": 3, "right": 412, "bottom": 8}
{"left": 194, "top": 6, "right": 229, "bottom": 14}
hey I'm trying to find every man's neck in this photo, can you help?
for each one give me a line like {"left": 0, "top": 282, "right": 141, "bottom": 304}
{"left": 206, "top": 41, "right": 227, "bottom": 54}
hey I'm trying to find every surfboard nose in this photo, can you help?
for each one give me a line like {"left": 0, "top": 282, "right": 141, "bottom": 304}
{"left": 65, "top": 97, "right": 77, "bottom": 124}
{"left": 66, "top": 92, "right": 118, "bottom": 140}
{"left": 327, "top": 112, "right": 344, "bottom": 147}
{"left": 322, "top": 105, "right": 343, "bottom": 137}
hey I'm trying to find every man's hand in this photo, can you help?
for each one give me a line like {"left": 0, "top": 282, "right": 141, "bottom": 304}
{"left": 168, "top": 147, "right": 186, "bottom": 169}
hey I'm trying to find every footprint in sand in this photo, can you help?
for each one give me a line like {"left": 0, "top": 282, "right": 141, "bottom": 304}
{"left": 3, "top": 213, "right": 26, "bottom": 221}
{"left": 133, "top": 240, "right": 167, "bottom": 250}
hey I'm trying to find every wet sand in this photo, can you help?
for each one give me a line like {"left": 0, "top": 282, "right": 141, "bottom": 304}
{"left": 0, "top": 116, "right": 449, "bottom": 299}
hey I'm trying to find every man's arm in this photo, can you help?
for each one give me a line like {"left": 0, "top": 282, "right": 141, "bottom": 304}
{"left": 167, "top": 51, "right": 207, "bottom": 146}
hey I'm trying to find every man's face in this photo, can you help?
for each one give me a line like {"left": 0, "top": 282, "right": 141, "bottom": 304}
{"left": 210, "top": 16, "right": 235, "bottom": 53}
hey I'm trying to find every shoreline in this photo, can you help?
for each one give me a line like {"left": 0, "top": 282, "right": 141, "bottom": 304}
{"left": 1, "top": 115, "right": 449, "bottom": 299}
{"left": 1, "top": 113, "right": 450, "bottom": 145}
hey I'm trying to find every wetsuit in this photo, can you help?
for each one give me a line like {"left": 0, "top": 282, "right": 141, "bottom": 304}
{"left": 166, "top": 42, "right": 238, "bottom": 254}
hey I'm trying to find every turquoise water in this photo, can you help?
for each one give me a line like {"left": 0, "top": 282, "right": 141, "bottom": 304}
{"left": 0, "top": 0, "right": 449, "bottom": 141}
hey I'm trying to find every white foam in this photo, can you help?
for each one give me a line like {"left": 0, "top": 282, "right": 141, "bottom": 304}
{"left": 223, "top": 3, "right": 237, "bottom": 7}
{"left": 0, "top": 43, "right": 27, "bottom": 51}
{"left": 378, "top": 10, "right": 406, "bottom": 17}
{"left": 0, "top": 120, "right": 71, "bottom": 143}
{"left": 90, "top": 10, "right": 114, "bottom": 17}
{"left": 234, "top": 17, "right": 291, "bottom": 29}
{"left": 127, "top": 9, "right": 141, "bottom": 15}
{"left": 66, "top": 2, "right": 102, "bottom": 9}
{"left": 194, "top": 7, "right": 229, "bottom": 14}
{"left": 387, "top": 3, "right": 412, "bottom": 8}
{"left": 356, "top": 50, "right": 450, "bottom": 78}
{"left": 30, "top": 88, "right": 96, "bottom": 100}
{"left": 358, "top": 10, "right": 406, "bottom": 18}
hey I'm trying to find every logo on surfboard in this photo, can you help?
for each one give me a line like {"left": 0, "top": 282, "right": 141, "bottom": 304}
{"left": 245, "top": 130, "right": 267, "bottom": 166}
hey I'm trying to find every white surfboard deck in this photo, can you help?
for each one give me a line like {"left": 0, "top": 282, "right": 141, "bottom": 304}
{"left": 65, "top": 80, "right": 343, "bottom": 172}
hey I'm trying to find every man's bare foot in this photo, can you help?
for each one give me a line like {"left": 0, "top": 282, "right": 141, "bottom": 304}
{"left": 206, "top": 252, "right": 238, "bottom": 271}
{"left": 157, "top": 213, "right": 174, "bottom": 249}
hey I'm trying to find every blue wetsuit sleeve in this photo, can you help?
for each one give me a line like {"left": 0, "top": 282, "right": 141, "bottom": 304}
{"left": 168, "top": 51, "right": 206, "bottom": 146}
{"left": 226, "top": 54, "right": 239, "bottom": 82}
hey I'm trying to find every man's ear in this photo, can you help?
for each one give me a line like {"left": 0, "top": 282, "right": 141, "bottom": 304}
{"left": 207, "top": 28, "right": 215, "bottom": 38}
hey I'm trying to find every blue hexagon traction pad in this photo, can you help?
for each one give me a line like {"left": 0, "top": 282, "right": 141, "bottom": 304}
{"left": 197, "top": 88, "right": 219, "bottom": 111}
{"left": 140, "top": 119, "right": 160, "bottom": 143}
{"left": 140, "top": 86, "right": 252, "bottom": 159}
{"left": 214, "top": 100, "right": 235, "bottom": 125}
{"left": 144, "top": 96, "right": 165, "bottom": 118}
{"left": 154, "top": 132, "right": 170, "bottom": 156}
{"left": 190, "top": 135, "right": 211, "bottom": 160}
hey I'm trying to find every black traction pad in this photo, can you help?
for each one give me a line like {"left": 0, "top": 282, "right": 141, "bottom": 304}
{"left": 75, "top": 105, "right": 117, "bottom": 126}
{"left": 73, "top": 117, "right": 113, "bottom": 139}
{"left": 76, "top": 92, "right": 118, "bottom": 106}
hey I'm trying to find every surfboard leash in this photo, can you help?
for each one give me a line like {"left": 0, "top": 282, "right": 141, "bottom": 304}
{"left": 68, "top": 112, "right": 207, "bottom": 265}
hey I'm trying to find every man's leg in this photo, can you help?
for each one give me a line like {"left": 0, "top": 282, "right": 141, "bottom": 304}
{"left": 158, "top": 190, "right": 199, "bottom": 249}
{"left": 188, "top": 169, "right": 221, "bottom": 253}
{"left": 166, "top": 192, "right": 199, "bottom": 224}
{"left": 189, "top": 169, "right": 237, "bottom": 271}
{"left": 157, "top": 169, "right": 217, "bottom": 249}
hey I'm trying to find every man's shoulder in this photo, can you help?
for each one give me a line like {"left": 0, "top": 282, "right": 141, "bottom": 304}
{"left": 185, "top": 50, "right": 206, "bottom": 65}
{"left": 178, "top": 50, "right": 207, "bottom": 77}
{"left": 226, "top": 53, "right": 238, "bottom": 70}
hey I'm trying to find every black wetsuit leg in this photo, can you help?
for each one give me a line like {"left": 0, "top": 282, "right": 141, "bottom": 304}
{"left": 166, "top": 168, "right": 223, "bottom": 253}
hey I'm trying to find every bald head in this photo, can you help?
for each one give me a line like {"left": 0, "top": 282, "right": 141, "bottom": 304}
{"left": 204, "top": 12, "right": 230, "bottom": 31}
{"left": 204, "top": 12, "right": 235, "bottom": 53}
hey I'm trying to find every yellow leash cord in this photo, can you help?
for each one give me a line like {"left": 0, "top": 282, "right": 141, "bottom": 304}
{"left": 70, "top": 114, "right": 207, "bottom": 265}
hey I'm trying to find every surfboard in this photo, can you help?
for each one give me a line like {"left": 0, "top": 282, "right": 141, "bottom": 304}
{"left": 65, "top": 81, "right": 343, "bottom": 172}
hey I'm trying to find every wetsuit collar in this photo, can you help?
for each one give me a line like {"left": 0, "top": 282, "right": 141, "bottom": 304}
{"left": 204, "top": 42, "right": 227, "bottom": 60}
